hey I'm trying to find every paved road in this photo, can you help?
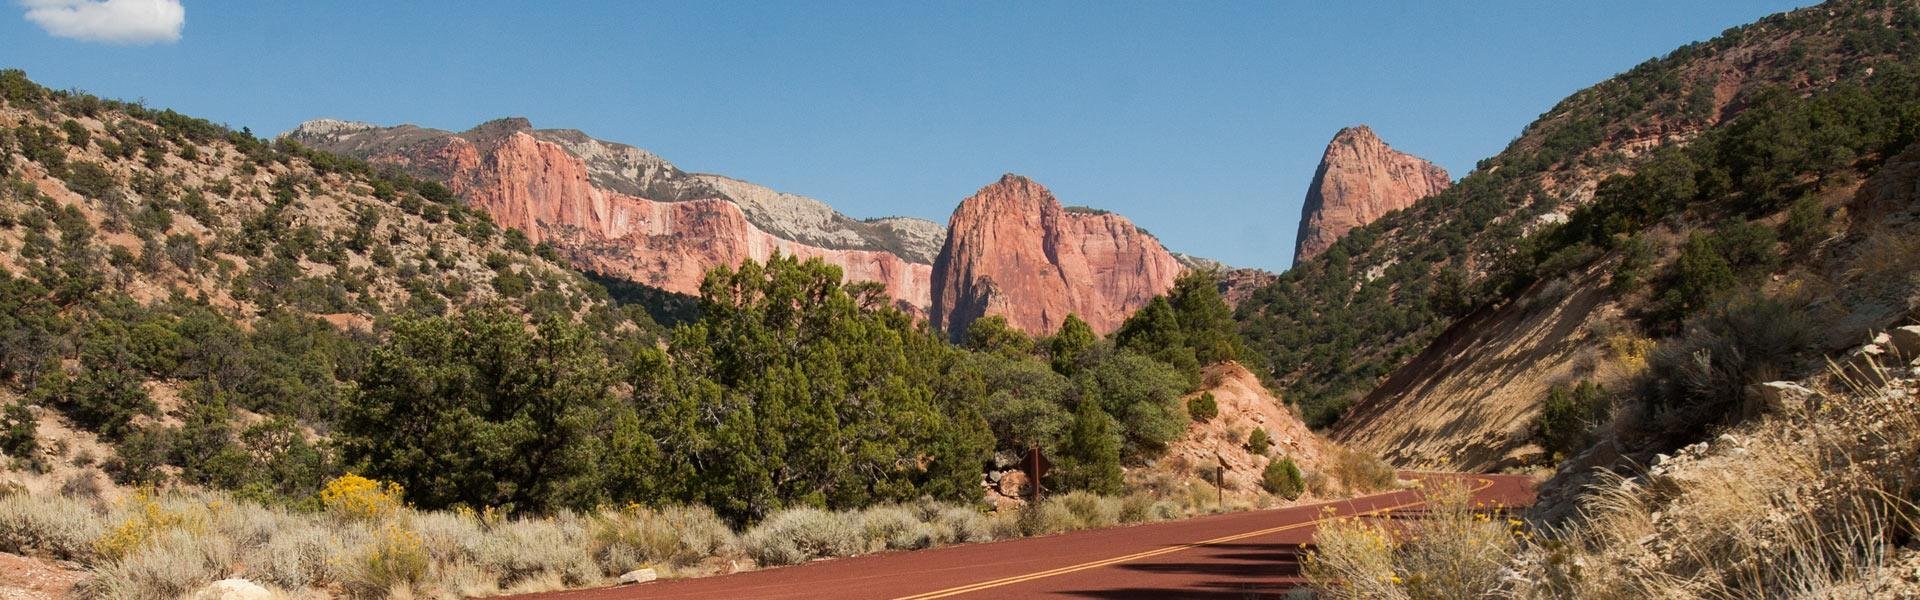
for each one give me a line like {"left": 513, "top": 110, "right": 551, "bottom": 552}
{"left": 508, "top": 473, "right": 1535, "bottom": 600}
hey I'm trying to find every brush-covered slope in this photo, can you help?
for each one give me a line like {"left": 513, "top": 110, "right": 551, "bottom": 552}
{"left": 0, "top": 69, "right": 630, "bottom": 493}
{"left": 1321, "top": 1, "right": 1920, "bottom": 471}
{"left": 287, "top": 117, "right": 943, "bottom": 314}
{"left": 1239, "top": 0, "right": 1920, "bottom": 433}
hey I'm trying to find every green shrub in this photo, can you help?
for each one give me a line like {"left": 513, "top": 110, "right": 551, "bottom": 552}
{"left": 1609, "top": 235, "right": 1656, "bottom": 294}
{"left": 1780, "top": 195, "right": 1828, "bottom": 254}
{"left": 931, "top": 506, "right": 992, "bottom": 544}
{"left": 1534, "top": 381, "right": 1610, "bottom": 459}
{"left": 1643, "top": 296, "right": 1815, "bottom": 441}
{"left": 1056, "top": 491, "right": 1120, "bottom": 529}
{"left": 60, "top": 161, "right": 118, "bottom": 200}
{"left": 1015, "top": 500, "right": 1077, "bottom": 537}
{"left": 1187, "top": 392, "right": 1219, "bottom": 422}
{"left": 1262, "top": 458, "right": 1306, "bottom": 500}
{"left": 1246, "top": 428, "right": 1271, "bottom": 455}
{"left": 60, "top": 120, "right": 89, "bottom": 148}
{"left": 0, "top": 403, "right": 36, "bottom": 458}
{"left": 857, "top": 506, "right": 936, "bottom": 551}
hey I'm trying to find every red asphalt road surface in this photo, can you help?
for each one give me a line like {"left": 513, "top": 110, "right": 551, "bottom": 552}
{"left": 506, "top": 473, "right": 1534, "bottom": 600}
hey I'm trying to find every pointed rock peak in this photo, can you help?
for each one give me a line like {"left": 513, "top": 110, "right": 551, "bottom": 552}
{"left": 934, "top": 172, "right": 1183, "bottom": 339}
{"left": 1293, "top": 125, "right": 1451, "bottom": 264}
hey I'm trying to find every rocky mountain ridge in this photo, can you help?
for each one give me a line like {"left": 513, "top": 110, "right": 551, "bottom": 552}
{"left": 287, "top": 118, "right": 942, "bottom": 313}
{"left": 292, "top": 119, "right": 1203, "bottom": 335}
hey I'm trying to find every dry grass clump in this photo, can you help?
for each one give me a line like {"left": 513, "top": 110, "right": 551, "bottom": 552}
{"left": 80, "top": 527, "right": 237, "bottom": 600}
{"left": 931, "top": 505, "right": 993, "bottom": 544}
{"left": 740, "top": 507, "right": 863, "bottom": 566}
{"left": 472, "top": 514, "right": 598, "bottom": 589}
{"left": 1303, "top": 479, "right": 1523, "bottom": 600}
{"left": 587, "top": 504, "right": 735, "bottom": 574}
{"left": 858, "top": 505, "right": 939, "bottom": 551}
{"left": 1056, "top": 491, "right": 1122, "bottom": 529}
{"left": 0, "top": 491, "right": 104, "bottom": 560}
{"left": 1329, "top": 447, "right": 1397, "bottom": 494}
{"left": 1015, "top": 498, "right": 1078, "bottom": 536}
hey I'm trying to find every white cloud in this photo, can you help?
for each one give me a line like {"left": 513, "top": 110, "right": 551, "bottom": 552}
{"left": 21, "top": 0, "right": 184, "bottom": 44}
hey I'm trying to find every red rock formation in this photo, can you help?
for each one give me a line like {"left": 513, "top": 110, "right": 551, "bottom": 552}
{"left": 1293, "top": 126, "right": 1451, "bottom": 263}
{"left": 348, "top": 125, "right": 934, "bottom": 313}
{"left": 932, "top": 174, "right": 1183, "bottom": 338}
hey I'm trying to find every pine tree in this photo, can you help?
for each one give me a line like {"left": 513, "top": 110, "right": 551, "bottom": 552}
{"left": 1048, "top": 314, "right": 1096, "bottom": 376}
{"left": 1057, "top": 397, "right": 1123, "bottom": 495}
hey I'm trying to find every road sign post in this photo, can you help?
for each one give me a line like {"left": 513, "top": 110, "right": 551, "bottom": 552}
{"left": 1216, "top": 464, "right": 1224, "bottom": 507}
{"left": 1024, "top": 446, "right": 1052, "bottom": 503}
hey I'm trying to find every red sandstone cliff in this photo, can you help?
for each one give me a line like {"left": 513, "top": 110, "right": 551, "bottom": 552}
{"left": 289, "top": 119, "right": 936, "bottom": 313}
{"left": 1293, "top": 126, "right": 1451, "bottom": 263}
{"left": 931, "top": 175, "right": 1183, "bottom": 338}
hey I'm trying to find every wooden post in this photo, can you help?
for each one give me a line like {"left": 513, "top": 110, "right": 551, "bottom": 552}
{"left": 1216, "top": 464, "right": 1224, "bottom": 507}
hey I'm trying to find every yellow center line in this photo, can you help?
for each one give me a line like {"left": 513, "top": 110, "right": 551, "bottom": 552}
{"left": 891, "top": 477, "right": 1497, "bottom": 600}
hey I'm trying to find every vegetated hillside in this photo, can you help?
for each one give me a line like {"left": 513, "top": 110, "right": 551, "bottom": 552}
{"left": 0, "top": 68, "right": 637, "bottom": 501}
{"left": 1326, "top": 1, "right": 1920, "bottom": 472}
{"left": 1239, "top": 0, "right": 1920, "bottom": 430}
{"left": 1127, "top": 361, "right": 1393, "bottom": 508}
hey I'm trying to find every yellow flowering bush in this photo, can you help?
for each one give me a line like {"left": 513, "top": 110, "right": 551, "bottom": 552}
{"left": 94, "top": 489, "right": 212, "bottom": 560}
{"left": 319, "top": 474, "right": 406, "bottom": 521}
{"left": 355, "top": 523, "right": 428, "bottom": 593}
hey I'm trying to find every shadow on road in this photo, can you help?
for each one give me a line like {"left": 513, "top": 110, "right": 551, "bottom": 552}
{"left": 1058, "top": 541, "right": 1312, "bottom": 599}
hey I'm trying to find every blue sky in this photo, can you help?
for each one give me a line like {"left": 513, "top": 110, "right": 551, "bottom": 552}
{"left": 2, "top": 1, "right": 1813, "bottom": 271}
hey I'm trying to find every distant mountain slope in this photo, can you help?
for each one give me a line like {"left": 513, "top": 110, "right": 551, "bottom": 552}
{"left": 287, "top": 118, "right": 944, "bottom": 313}
{"left": 1238, "top": 0, "right": 1920, "bottom": 430}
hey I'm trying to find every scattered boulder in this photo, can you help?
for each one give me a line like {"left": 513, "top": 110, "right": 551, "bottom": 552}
{"left": 618, "top": 568, "right": 659, "bottom": 585}
{"left": 1841, "top": 335, "right": 1895, "bottom": 385}
{"left": 192, "top": 579, "right": 271, "bottom": 600}
{"left": 1889, "top": 325, "right": 1920, "bottom": 359}
{"left": 1750, "top": 381, "right": 1816, "bottom": 413}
